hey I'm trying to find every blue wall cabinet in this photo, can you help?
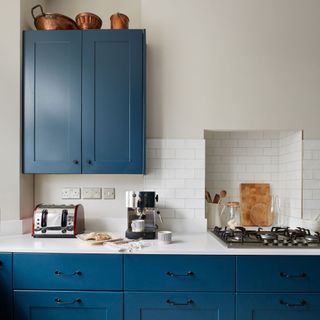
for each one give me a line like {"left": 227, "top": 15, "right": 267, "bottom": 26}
{"left": 236, "top": 293, "right": 320, "bottom": 320}
{"left": 0, "top": 253, "right": 13, "bottom": 320}
{"left": 82, "top": 30, "right": 145, "bottom": 174}
{"left": 23, "top": 31, "right": 82, "bottom": 173}
{"left": 125, "top": 292, "right": 235, "bottom": 320}
{"left": 23, "top": 30, "right": 146, "bottom": 174}
{"left": 14, "top": 291, "right": 123, "bottom": 320}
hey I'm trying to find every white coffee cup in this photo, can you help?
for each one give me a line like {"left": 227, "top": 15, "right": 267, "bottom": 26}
{"left": 158, "top": 231, "right": 172, "bottom": 244}
{"left": 131, "top": 219, "right": 145, "bottom": 232}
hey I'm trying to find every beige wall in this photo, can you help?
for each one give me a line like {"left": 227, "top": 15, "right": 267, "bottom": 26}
{"left": 141, "top": 0, "right": 320, "bottom": 139}
{"left": 0, "top": 1, "right": 21, "bottom": 220}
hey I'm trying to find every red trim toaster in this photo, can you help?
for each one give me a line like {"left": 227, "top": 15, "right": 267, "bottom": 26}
{"left": 32, "top": 204, "right": 85, "bottom": 238}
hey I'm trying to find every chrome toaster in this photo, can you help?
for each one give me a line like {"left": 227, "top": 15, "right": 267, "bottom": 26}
{"left": 32, "top": 204, "right": 85, "bottom": 238}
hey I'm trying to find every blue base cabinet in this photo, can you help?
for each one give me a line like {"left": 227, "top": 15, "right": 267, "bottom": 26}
{"left": 23, "top": 30, "right": 146, "bottom": 174}
{"left": 236, "top": 293, "right": 320, "bottom": 320}
{"left": 125, "top": 292, "right": 235, "bottom": 320}
{"left": 14, "top": 291, "right": 123, "bottom": 320}
{"left": 0, "top": 253, "right": 13, "bottom": 320}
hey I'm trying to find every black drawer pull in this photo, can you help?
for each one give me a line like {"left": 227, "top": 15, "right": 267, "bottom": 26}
{"left": 55, "top": 271, "right": 82, "bottom": 277}
{"left": 166, "top": 299, "right": 193, "bottom": 306}
{"left": 166, "top": 271, "right": 194, "bottom": 277}
{"left": 279, "top": 272, "right": 307, "bottom": 279}
{"left": 279, "top": 299, "right": 306, "bottom": 308}
{"left": 55, "top": 298, "right": 81, "bottom": 305}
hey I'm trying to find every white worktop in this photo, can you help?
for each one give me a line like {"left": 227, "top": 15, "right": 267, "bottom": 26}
{"left": 1, "top": 232, "right": 320, "bottom": 255}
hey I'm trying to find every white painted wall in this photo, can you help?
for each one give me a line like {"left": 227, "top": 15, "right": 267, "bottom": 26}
{"left": 141, "top": 0, "right": 320, "bottom": 139}
{"left": 0, "top": 1, "right": 21, "bottom": 221}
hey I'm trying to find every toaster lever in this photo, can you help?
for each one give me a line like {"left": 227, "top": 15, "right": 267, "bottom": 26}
{"left": 61, "top": 209, "right": 68, "bottom": 228}
{"left": 41, "top": 209, "right": 48, "bottom": 227}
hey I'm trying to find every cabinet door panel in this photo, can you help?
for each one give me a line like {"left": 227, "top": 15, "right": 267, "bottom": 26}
{"left": 124, "top": 255, "right": 235, "bottom": 292}
{"left": 14, "top": 290, "right": 122, "bottom": 320}
{"left": 23, "top": 31, "right": 82, "bottom": 173}
{"left": 237, "top": 256, "right": 320, "bottom": 292}
{"left": 125, "top": 292, "right": 234, "bottom": 320}
{"left": 0, "top": 253, "right": 12, "bottom": 320}
{"left": 13, "top": 253, "right": 122, "bottom": 290}
{"left": 82, "top": 30, "right": 145, "bottom": 173}
{"left": 237, "top": 293, "right": 320, "bottom": 320}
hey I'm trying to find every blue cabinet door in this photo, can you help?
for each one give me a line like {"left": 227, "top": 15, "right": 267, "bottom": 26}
{"left": 23, "top": 31, "right": 82, "bottom": 173}
{"left": 125, "top": 292, "right": 234, "bottom": 320}
{"left": 236, "top": 293, "right": 320, "bottom": 320}
{"left": 14, "top": 290, "right": 122, "bottom": 320}
{"left": 13, "top": 253, "right": 123, "bottom": 291}
{"left": 124, "top": 255, "right": 235, "bottom": 292}
{"left": 0, "top": 253, "right": 12, "bottom": 320}
{"left": 236, "top": 256, "right": 320, "bottom": 292}
{"left": 82, "top": 30, "right": 145, "bottom": 174}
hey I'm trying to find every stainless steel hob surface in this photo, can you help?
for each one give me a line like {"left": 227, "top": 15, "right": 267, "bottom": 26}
{"left": 211, "top": 226, "right": 320, "bottom": 248}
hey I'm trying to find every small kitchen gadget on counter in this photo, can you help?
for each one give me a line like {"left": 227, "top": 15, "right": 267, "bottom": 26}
{"left": 125, "top": 191, "right": 162, "bottom": 239}
{"left": 32, "top": 204, "right": 84, "bottom": 238}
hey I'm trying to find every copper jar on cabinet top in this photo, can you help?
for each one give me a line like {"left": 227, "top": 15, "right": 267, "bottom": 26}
{"left": 110, "top": 12, "right": 129, "bottom": 29}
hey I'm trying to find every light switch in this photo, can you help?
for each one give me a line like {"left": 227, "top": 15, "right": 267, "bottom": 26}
{"left": 82, "top": 187, "right": 102, "bottom": 199}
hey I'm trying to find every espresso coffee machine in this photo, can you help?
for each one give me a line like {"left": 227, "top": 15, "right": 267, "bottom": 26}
{"left": 125, "top": 191, "right": 162, "bottom": 239}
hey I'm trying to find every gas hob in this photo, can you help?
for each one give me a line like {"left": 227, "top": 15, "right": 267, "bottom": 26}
{"left": 211, "top": 226, "right": 320, "bottom": 248}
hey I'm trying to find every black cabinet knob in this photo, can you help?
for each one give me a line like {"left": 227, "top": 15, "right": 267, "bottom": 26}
{"left": 87, "top": 160, "right": 92, "bottom": 165}
{"left": 73, "top": 160, "right": 79, "bottom": 165}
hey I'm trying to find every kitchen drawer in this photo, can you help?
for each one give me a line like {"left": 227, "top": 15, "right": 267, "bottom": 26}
{"left": 125, "top": 292, "right": 234, "bottom": 320}
{"left": 237, "top": 256, "right": 320, "bottom": 292}
{"left": 124, "top": 255, "right": 235, "bottom": 291}
{"left": 14, "top": 290, "right": 122, "bottom": 320}
{"left": 13, "top": 253, "right": 122, "bottom": 290}
{"left": 236, "top": 293, "right": 320, "bottom": 320}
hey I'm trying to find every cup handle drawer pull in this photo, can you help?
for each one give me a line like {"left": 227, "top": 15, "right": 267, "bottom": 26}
{"left": 279, "top": 299, "right": 306, "bottom": 308}
{"left": 166, "top": 299, "right": 193, "bottom": 306}
{"left": 166, "top": 271, "right": 194, "bottom": 277}
{"left": 279, "top": 272, "right": 307, "bottom": 279}
{"left": 55, "top": 298, "right": 81, "bottom": 305}
{"left": 54, "top": 271, "right": 82, "bottom": 277}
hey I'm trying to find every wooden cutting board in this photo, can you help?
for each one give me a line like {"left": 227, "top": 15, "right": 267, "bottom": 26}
{"left": 240, "top": 183, "right": 272, "bottom": 226}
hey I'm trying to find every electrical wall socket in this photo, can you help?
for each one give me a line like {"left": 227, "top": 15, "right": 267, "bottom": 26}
{"left": 61, "top": 188, "right": 81, "bottom": 199}
{"left": 82, "top": 187, "right": 102, "bottom": 199}
{"left": 103, "top": 188, "right": 115, "bottom": 199}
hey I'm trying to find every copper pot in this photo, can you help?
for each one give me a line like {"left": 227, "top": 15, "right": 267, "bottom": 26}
{"left": 75, "top": 12, "right": 102, "bottom": 30}
{"left": 110, "top": 12, "right": 129, "bottom": 29}
{"left": 31, "top": 4, "right": 78, "bottom": 30}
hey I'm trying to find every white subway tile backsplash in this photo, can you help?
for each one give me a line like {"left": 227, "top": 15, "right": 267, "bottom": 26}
{"left": 144, "top": 139, "right": 205, "bottom": 223}
{"left": 164, "top": 159, "right": 185, "bottom": 169}
{"left": 185, "top": 179, "right": 205, "bottom": 189}
{"left": 176, "top": 149, "right": 195, "bottom": 159}
{"left": 165, "top": 199, "right": 185, "bottom": 209}
{"left": 184, "top": 159, "right": 205, "bottom": 169}
{"left": 164, "top": 179, "right": 185, "bottom": 189}
{"left": 175, "top": 189, "right": 195, "bottom": 199}
{"left": 174, "top": 209, "right": 195, "bottom": 219}
{"left": 175, "top": 169, "right": 195, "bottom": 179}
{"left": 185, "top": 199, "right": 204, "bottom": 209}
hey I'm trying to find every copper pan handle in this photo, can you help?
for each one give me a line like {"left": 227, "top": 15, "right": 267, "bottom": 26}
{"left": 31, "top": 4, "right": 45, "bottom": 20}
